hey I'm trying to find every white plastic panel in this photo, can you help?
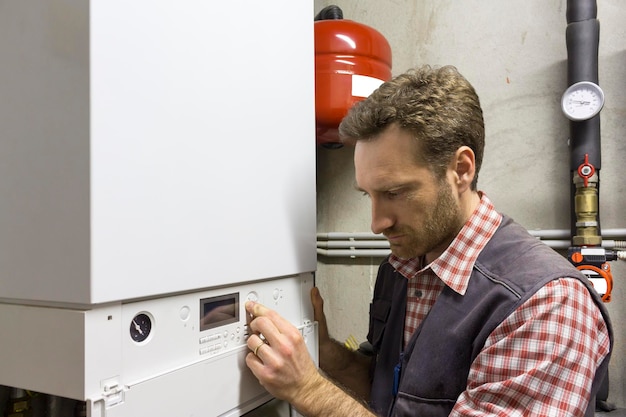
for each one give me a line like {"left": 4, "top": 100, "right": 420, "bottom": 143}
{"left": 0, "top": 0, "right": 315, "bottom": 305}
{"left": 0, "top": 303, "right": 122, "bottom": 400}
{"left": 89, "top": 0, "right": 316, "bottom": 303}
{"left": 0, "top": 274, "right": 315, "bottom": 407}
{"left": 118, "top": 274, "right": 314, "bottom": 387}
{"left": 102, "top": 349, "right": 272, "bottom": 417}
{"left": 102, "top": 274, "right": 315, "bottom": 417}
{"left": 0, "top": 0, "right": 92, "bottom": 304}
{"left": 100, "top": 321, "right": 318, "bottom": 417}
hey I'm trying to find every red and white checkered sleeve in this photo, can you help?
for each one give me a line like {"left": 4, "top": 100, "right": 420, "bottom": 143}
{"left": 450, "top": 278, "right": 611, "bottom": 417}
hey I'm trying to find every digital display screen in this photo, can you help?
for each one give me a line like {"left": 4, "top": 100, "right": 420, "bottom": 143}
{"left": 200, "top": 293, "right": 239, "bottom": 332}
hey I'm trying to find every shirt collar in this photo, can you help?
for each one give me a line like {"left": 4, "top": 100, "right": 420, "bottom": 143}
{"left": 389, "top": 193, "right": 502, "bottom": 295}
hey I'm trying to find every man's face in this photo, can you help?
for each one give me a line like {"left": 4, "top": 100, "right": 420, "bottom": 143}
{"left": 354, "top": 125, "right": 464, "bottom": 260}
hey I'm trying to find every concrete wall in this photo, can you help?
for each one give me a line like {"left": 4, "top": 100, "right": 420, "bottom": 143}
{"left": 314, "top": 0, "right": 626, "bottom": 407}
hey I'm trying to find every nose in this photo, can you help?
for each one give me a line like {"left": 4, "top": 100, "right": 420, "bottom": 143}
{"left": 370, "top": 198, "right": 394, "bottom": 235}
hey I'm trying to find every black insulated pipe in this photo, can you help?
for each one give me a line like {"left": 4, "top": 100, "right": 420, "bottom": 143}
{"left": 566, "top": 0, "right": 597, "bottom": 23}
{"left": 315, "top": 5, "right": 343, "bottom": 21}
{"left": 566, "top": 16, "right": 601, "bottom": 170}
{"left": 565, "top": 0, "right": 602, "bottom": 240}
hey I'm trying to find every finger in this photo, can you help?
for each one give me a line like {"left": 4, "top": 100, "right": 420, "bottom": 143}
{"left": 246, "top": 302, "right": 283, "bottom": 348}
{"left": 246, "top": 301, "right": 295, "bottom": 338}
{"left": 245, "top": 350, "right": 264, "bottom": 375}
{"left": 310, "top": 287, "right": 324, "bottom": 320}
{"left": 246, "top": 300, "right": 272, "bottom": 318}
{"left": 246, "top": 333, "right": 265, "bottom": 353}
{"left": 248, "top": 314, "right": 282, "bottom": 347}
{"left": 246, "top": 333, "right": 275, "bottom": 364}
{"left": 310, "top": 287, "right": 330, "bottom": 341}
{"left": 245, "top": 349, "right": 276, "bottom": 389}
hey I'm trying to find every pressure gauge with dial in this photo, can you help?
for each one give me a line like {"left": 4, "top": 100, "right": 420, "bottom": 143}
{"left": 130, "top": 312, "right": 153, "bottom": 343}
{"left": 561, "top": 81, "right": 605, "bottom": 121}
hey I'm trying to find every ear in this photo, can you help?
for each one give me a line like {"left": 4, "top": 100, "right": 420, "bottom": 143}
{"left": 449, "top": 146, "right": 476, "bottom": 193}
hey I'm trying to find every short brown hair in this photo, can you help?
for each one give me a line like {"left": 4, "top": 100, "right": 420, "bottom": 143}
{"left": 338, "top": 65, "right": 485, "bottom": 190}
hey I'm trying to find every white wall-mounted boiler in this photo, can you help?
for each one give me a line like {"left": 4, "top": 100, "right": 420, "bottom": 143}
{"left": 0, "top": 1, "right": 316, "bottom": 416}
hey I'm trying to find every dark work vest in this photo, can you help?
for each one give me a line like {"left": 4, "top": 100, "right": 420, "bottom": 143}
{"left": 367, "top": 215, "right": 613, "bottom": 417}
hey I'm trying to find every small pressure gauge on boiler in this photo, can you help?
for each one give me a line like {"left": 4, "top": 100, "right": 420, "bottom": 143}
{"left": 561, "top": 81, "right": 605, "bottom": 121}
{"left": 130, "top": 312, "right": 153, "bottom": 343}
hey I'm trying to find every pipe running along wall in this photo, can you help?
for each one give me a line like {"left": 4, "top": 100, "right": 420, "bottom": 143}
{"left": 316, "top": 230, "right": 626, "bottom": 258}
{"left": 563, "top": 1, "right": 619, "bottom": 305}
{"left": 566, "top": 0, "right": 602, "bottom": 246}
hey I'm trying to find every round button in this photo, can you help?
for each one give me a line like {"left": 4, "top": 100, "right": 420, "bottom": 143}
{"left": 272, "top": 288, "right": 280, "bottom": 301}
{"left": 247, "top": 291, "right": 259, "bottom": 302}
{"left": 179, "top": 306, "right": 191, "bottom": 321}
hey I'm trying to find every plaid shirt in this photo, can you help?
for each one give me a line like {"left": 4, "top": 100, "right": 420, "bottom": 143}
{"left": 389, "top": 193, "right": 611, "bottom": 416}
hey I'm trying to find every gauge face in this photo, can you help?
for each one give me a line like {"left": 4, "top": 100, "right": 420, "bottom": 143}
{"left": 561, "top": 81, "right": 605, "bottom": 121}
{"left": 130, "top": 313, "right": 153, "bottom": 343}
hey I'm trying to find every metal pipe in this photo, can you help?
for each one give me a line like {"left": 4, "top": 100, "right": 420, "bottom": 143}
{"left": 316, "top": 248, "right": 391, "bottom": 258}
{"left": 317, "top": 232, "right": 387, "bottom": 240}
{"left": 317, "top": 240, "right": 626, "bottom": 260}
{"left": 318, "top": 240, "right": 624, "bottom": 250}
{"left": 317, "top": 237, "right": 626, "bottom": 258}
{"left": 317, "top": 229, "right": 626, "bottom": 241}
{"left": 317, "top": 240, "right": 391, "bottom": 249}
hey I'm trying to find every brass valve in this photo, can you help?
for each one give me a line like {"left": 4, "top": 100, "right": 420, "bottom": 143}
{"left": 572, "top": 155, "right": 601, "bottom": 246}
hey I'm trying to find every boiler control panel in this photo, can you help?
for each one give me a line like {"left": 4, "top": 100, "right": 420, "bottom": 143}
{"left": 120, "top": 273, "right": 315, "bottom": 387}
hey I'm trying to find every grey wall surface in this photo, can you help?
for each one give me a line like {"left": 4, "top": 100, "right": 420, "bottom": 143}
{"left": 314, "top": 0, "right": 626, "bottom": 407}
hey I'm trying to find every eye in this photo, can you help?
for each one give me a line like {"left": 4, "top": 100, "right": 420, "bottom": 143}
{"left": 385, "top": 189, "right": 403, "bottom": 200}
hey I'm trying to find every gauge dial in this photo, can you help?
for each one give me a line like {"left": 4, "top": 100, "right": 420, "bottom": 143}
{"left": 561, "top": 81, "right": 605, "bottom": 121}
{"left": 130, "top": 313, "right": 153, "bottom": 343}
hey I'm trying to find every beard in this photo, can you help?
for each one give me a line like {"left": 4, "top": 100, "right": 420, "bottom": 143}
{"left": 388, "top": 180, "right": 464, "bottom": 260}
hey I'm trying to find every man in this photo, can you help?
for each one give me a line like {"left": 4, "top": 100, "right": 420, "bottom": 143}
{"left": 245, "top": 65, "right": 612, "bottom": 417}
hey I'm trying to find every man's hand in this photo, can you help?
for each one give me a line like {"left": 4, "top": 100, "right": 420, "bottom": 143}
{"left": 309, "top": 287, "right": 373, "bottom": 402}
{"left": 245, "top": 301, "right": 323, "bottom": 404}
{"left": 244, "top": 296, "right": 376, "bottom": 417}
{"left": 311, "top": 287, "right": 332, "bottom": 347}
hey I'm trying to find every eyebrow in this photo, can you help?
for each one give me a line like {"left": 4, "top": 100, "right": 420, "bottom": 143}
{"left": 354, "top": 182, "right": 411, "bottom": 194}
